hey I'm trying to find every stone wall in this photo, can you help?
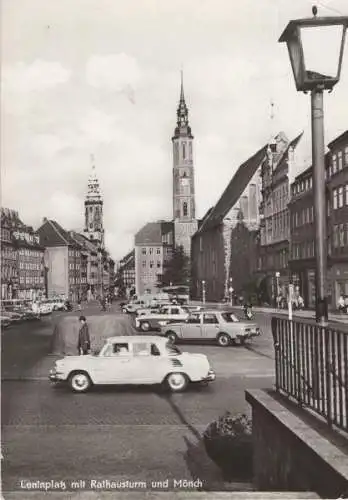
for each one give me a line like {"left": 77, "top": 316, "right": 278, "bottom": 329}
{"left": 246, "top": 389, "right": 348, "bottom": 499}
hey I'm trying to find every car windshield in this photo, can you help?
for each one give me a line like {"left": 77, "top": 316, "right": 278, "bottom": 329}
{"left": 221, "top": 313, "right": 239, "bottom": 323}
{"left": 165, "top": 344, "right": 182, "bottom": 356}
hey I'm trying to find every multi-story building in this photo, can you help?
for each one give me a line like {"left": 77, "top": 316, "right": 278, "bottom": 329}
{"left": 117, "top": 250, "right": 136, "bottom": 293}
{"left": 135, "top": 222, "right": 174, "bottom": 294}
{"left": 289, "top": 130, "right": 348, "bottom": 308}
{"left": 37, "top": 219, "right": 84, "bottom": 301}
{"left": 1, "top": 208, "right": 19, "bottom": 300}
{"left": 191, "top": 142, "right": 269, "bottom": 301}
{"left": 172, "top": 73, "right": 198, "bottom": 255}
{"left": 256, "top": 132, "right": 303, "bottom": 304}
{"left": 328, "top": 130, "right": 348, "bottom": 304}
{"left": 1, "top": 208, "right": 45, "bottom": 300}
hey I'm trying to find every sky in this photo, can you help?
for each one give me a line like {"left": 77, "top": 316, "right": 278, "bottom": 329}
{"left": 2, "top": 0, "right": 348, "bottom": 261}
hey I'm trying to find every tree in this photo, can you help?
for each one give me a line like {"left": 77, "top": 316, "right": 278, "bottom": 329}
{"left": 159, "top": 245, "right": 190, "bottom": 287}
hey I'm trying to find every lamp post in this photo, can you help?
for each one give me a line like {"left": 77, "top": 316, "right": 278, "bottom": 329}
{"left": 202, "top": 280, "right": 206, "bottom": 305}
{"left": 229, "top": 277, "right": 233, "bottom": 307}
{"left": 279, "top": 7, "right": 348, "bottom": 325}
{"left": 275, "top": 271, "right": 280, "bottom": 308}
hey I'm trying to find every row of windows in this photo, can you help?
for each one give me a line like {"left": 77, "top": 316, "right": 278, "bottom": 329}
{"left": 1, "top": 247, "right": 17, "bottom": 259}
{"left": 141, "top": 247, "right": 161, "bottom": 255}
{"left": 292, "top": 177, "right": 313, "bottom": 196}
{"left": 142, "top": 261, "right": 162, "bottom": 269}
{"left": 292, "top": 206, "right": 315, "bottom": 227}
{"left": 18, "top": 248, "right": 42, "bottom": 258}
{"left": 69, "top": 277, "right": 88, "bottom": 284}
{"left": 331, "top": 147, "right": 348, "bottom": 175}
{"left": 19, "top": 276, "right": 44, "bottom": 284}
{"left": 1, "top": 267, "right": 17, "bottom": 278}
{"left": 19, "top": 262, "right": 43, "bottom": 270}
{"left": 291, "top": 242, "right": 315, "bottom": 260}
{"left": 69, "top": 263, "right": 81, "bottom": 270}
{"left": 333, "top": 184, "right": 348, "bottom": 209}
{"left": 1, "top": 228, "right": 11, "bottom": 241}
{"left": 68, "top": 250, "right": 80, "bottom": 258}
{"left": 332, "top": 223, "right": 348, "bottom": 248}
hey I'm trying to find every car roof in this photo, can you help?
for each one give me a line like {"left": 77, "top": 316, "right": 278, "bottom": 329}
{"left": 105, "top": 335, "right": 168, "bottom": 344}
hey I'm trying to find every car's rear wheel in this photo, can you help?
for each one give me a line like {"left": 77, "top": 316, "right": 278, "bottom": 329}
{"left": 68, "top": 371, "right": 92, "bottom": 393}
{"left": 166, "top": 372, "right": 188, "bottom": 392}
{"left": 165, "top": 331, "right": 178, "bottom": 343}
{"left": 217, "top": 332, "right": 231, "bottom": 347}
{"left": 140, "top": 321, "right": 150, "bottom": 332}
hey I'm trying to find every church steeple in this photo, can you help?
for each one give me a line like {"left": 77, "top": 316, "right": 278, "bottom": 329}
{"left": 173, "top": 70, "right": 193, "bottom": 140}
{"left": 84, "top": 155, "right": 104, "bottom": 247}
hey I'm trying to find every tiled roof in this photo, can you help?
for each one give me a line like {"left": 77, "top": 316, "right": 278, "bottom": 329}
{"left": 135, "top": 221, "right": 174, "bottom": 245}
{"left": 70, "top": 231, "right": 98, "bottom": 254}
{"left": 37, "top": 219, "right": 78, "bottom": 247}
{"left": 328, "top": 129, "right": 348, "bottom": 150}
{"left": 197, "top": 143, "right": 269, "bottom": 233}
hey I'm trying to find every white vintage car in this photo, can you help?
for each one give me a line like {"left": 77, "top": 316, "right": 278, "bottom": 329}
{"left": 135, "top": 305, "right": 190, "bottom": 332}
{"left": 49, "top": 335, "right": 216, "bottom": 393}
{"left": 160, "top": 310, "right": 261, "bottom": 346}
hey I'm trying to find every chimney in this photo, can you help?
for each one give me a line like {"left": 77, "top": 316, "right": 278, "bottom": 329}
{"left": 42, "top": 217, "right": 48, "bottom": 223}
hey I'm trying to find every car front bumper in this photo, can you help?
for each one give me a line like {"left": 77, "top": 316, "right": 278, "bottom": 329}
{"left": 202, "top": 369, "right": 216, "bottom": 382}
{"left": 49, "top": 369, "right": 65, "bottom": 382}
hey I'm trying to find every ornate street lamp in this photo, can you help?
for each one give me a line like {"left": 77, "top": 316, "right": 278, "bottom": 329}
{"left": 279, "top": 7, "right": 348, "bottom": 325}
{"left": 229, "top": 277, "right": 233, "bottom": 307}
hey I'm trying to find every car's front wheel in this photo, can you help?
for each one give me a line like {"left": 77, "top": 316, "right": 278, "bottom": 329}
{"left": 217, "top": 332, "right": 231, "bottom": 347}
{"left": 165, "top": 331, "right": 178, "bottom": 343}
{"left": 140, "top": 321, "right": 150, "bottom": 332}
{"left": 165, "top": 372, "right": 188, "bottom": 392}
{"left": 68, "top": 371, "right": 92, "bottom": 393}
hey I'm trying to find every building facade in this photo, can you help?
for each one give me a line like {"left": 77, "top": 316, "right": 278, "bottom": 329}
{"left": 172, "top": 73, "right": 198, "bottom": 255}
{"left": 289, "top": 130, "right": 348, "bottom": 309}
{"left": 328, "top": 130, "right": 348, "bottom": 305}
{"left": 135, "top": 222, "right": 174, "bottom": 295}
{"left": 256, "top": 132, "right": 303, "bottom": 304}
{"left": 37, "top": 219, "right": 85, "bottom": 301}
{"left": 191, "top": 142, "right": 269, "bottom": 301}
{"left": 117, "top": 250, "right": 136, "bottom": 294}
{"left": 1, "top": 208, "right": 45, "bottom": 300}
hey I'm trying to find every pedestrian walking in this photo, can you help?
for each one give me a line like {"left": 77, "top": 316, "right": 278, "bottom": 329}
{"left": 77, "top": 316, "right": 91, "bottom": 355}
{"left": 77, "top": 297, "right": 82, "bottom": 311}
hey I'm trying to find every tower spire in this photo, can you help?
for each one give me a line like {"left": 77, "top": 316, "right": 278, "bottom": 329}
{"left": 180, "top": 68, "right": 185, "bottom": 103}
{"left": 173, "top": 69, "right": 192, "bottom": 139}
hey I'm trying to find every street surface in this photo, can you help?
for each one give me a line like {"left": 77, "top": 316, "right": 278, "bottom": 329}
{"left": 4, "top": 300, "right": 342, "bottom": 493}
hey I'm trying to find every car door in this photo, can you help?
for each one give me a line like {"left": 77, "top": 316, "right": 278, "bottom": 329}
{"left": 95, "top": 342, "right": 134, "bottom": 384}
{"left": 130, "top": 342, "right": 167, "bottom": 383}
{"left": 181, "top": 313, "right": 202, "bottom": 339}
{"left": 201, "top": 313, "right": 220, "bottom": 339}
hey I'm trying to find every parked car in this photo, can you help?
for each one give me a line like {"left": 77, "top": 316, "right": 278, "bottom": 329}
{"left": 136, "top": 303, "right": 172, "bottom": 316}
{"left": 122, "top": 300, "right": 147, "bottom": 314}
{"left": 49, "top": 335, "right": 216, "bottom": 393}
{"left": 135, "top": 305, "right": 190, "bottom": 332}
{"left": 160, "top": 310, "right": 261, "bottom": 347}
{"left": 51, "top": 298, "right": 67, "bottom": 311}
{"left": 0, "top": 315, "right": 12, "bottom": 328}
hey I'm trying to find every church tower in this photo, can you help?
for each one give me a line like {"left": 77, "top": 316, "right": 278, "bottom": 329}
{"left": 172, "top": 72, "right": 198, "bottom": 255}
{"left": 84, "top": 156, "right": 104, "bottom": 247}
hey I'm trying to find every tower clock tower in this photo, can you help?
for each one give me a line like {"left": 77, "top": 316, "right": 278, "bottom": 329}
{"left": 84, "top": 157, "right": 104, "bottom": 248}
{"left": 172, "top": 72, "right": 198, "bottom": 255}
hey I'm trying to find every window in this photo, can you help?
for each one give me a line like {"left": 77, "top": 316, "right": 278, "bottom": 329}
{"left": 333, "top": 225, "right": 339, "bottom": 248}
{"left": 333, "top": 189, "right": 338, "bottom": 209}
{"left": 149, "top": 261, "right": 154, "bottom": 268}
{"left": 338, "top": 151, "right": 343, "bottom": 171}
{"left": 182, "top": 143, "right": 186, "bottom": 159}
{"left": 345, "top": 147, "right": 348, "bottom": 166}
{"left": 133, "top": 343, "right": 150, "bottom": 356}
{"left": 142, "top": 261, "right": 146, "bottom": 268}
{"left": 183, "top": 202, "right": 188, "bottom": 217}
{"left": 111, "top": 343, "right": 129, "bottom": 356}
{"left": 157, "top": 261, "right": 161, "bottom": 268}
{"left": 188, "top": 315, "right": 200, "bottom": 324}
{"left": 156, "top": 248, "right": 161, "bottom": 254}
{"left": 149, "top": 248, "right": 153, "bottom": 255}
{"left": 339, "top": 186, "right": 344, "bottom": 208}
{"left": 332, "top": 154, "right": 337, "bottom": 174}
{"left": 346, "top": 184, "right": 348, "bottom": 205}
{"left": 141, "top": 248, "right": 146, "bottom": 255}
{"left": 339, "top": 224, "right": 345, "bottom": 247}
{"left": 203, "top": 313, "right": 218, "bottom": 324}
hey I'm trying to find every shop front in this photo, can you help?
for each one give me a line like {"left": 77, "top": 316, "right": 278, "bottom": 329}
{"left": 331, "top": 263, "right": 348, "bottom": 308}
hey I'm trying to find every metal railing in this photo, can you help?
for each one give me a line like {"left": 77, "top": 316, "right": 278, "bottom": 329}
{"left": 272, "top": 316, "right": 348, "bottom": 433}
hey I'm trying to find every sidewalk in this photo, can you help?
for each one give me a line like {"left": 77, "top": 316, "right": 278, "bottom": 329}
{"left": 189, "top": 301, "right": 348, "bottom": 324}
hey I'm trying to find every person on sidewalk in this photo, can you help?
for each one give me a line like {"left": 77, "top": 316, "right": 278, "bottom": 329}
{"left": 77, "top": 297, "right": 82, "bottom": 311}
{"left": 338, "top": 295, "right": 345, "bottom": 313}
{"left": 77, "top": 316, "right": 91, "bottom": 355}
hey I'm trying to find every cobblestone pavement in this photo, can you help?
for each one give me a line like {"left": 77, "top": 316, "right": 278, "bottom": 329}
{"left": 2, "top": 375, "right": 272, "bottom": 493}
{"left": 2, "top": 302, "right": 275, "bottom": 493}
